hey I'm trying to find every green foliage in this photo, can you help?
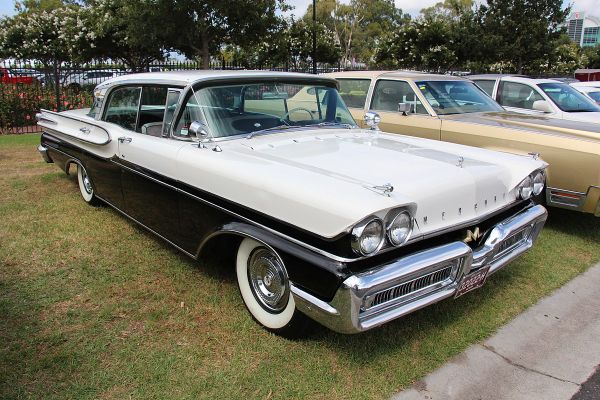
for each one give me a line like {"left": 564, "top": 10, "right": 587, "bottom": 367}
{"left": 478, "top": 0, "right": 571, "bottom": 74}
{"left": 0, "top": 84, "right": 92, "bottom": 130}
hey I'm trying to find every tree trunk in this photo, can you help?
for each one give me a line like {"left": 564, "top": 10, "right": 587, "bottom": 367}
{"left": 201, "top": 34, "right": 210, "bottom": 70}
{"left": 53, "top": 61, "right": 61, "bottom": 112}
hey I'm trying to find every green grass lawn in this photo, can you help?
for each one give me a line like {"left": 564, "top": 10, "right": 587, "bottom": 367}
{"left": 1, "top": 133, "right": 599, "bottom": 400}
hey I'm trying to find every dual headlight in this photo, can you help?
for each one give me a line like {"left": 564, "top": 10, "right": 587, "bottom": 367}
{"left": 351, "top": 210, "right": 413, "bottom": 256}
{"left": 516, "top": 170, "right": 545, "bottom": 200}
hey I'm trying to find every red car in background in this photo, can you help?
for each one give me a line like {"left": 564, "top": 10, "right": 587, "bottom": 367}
{"left": 0, "top": 67, "right": 36, "bottom": 84}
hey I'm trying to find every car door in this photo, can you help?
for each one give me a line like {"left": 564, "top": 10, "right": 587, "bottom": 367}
{"left": 104, "top": 84, "right": 186, "bottom": 243}
{"left": 496, "top": 81, "right": 552, "bottom": 116}
{"left": 368, "top": 79, "right": 441, "bottom": 140}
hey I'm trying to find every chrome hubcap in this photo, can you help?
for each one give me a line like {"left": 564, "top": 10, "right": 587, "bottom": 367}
{"left": 248, "top": 247, "right": 289, "bottom": 313}
{"left": 81, "top": 169, "right": 93, "bottom": 194}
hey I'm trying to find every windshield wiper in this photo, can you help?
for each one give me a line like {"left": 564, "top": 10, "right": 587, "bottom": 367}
{"left": 315, "top": 122, "right": 355, "bottom": 129}
{"left": 246, "top": 124, "right": 299, "bottom": 139}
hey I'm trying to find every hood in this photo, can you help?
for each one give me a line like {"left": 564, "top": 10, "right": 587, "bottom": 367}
{"left": 442, "top": 112, "right": 600, "bottom": 143}
{"left": 176, "top": 129, "right": 546, "bottom": 239}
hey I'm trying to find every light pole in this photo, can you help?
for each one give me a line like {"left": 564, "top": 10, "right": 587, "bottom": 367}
{"left": 312, "top": 0, "right": 317, "bottom": 74}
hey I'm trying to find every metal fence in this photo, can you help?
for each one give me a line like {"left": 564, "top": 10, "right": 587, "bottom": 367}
{"left": 0, "top": 59, "right": 355, "bottom": 135}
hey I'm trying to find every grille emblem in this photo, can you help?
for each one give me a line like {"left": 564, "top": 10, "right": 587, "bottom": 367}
{"left": 463, "top": 227, "right": 482, "bottom": 243}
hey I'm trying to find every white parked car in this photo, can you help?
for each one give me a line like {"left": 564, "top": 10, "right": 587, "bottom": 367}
{"left": 570, "top": 81, "right": 600, "bottom": 106}
{"left": 36, "top": 71, "right": 548, "bottom": 336}
{"left": 470, "top": 74, "right": 600, "bottom": 124}
{"left": 63, "top": 69, "right": 123, "bottom": 89}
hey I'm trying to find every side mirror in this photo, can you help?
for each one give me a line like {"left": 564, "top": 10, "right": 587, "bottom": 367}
{"left": 398, "top": 102, "right": 414, "bottom": 115}
{"left": 364, "top": 111, "right": 381, "bottom": 131}
{"left": 532, "top": 100, "right": 553, "bottom": 113}
{"left": 189, "top": 120, "right": 210, "bottom": 141}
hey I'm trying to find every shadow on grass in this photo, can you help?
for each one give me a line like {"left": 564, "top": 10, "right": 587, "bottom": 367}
{"left": 544, "top": 207, "right": 600, "bottom": 241}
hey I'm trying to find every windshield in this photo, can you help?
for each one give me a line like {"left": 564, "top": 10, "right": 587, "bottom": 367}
{"left": 538, "top": 82, "right": 600, "bottom": 112}
{"left": 415, "top": 81, "right": 504, "bottom": 115}
{"left": 176, "top": 82, "right": 356, "bottom": 139}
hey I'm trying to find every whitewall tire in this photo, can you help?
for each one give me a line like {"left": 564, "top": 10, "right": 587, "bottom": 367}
{"left": 77, "top": 164, "right": 101, "bottom": 206}
{"left": 236, "top": 237, "right": 310, "bottom": 337}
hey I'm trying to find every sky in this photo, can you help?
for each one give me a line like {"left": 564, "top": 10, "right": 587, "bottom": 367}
{"left": 0, "top": 0, "right": 597, "bottom": 19}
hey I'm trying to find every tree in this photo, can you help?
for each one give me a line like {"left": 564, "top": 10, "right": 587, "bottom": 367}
{"left": 158, "top": 0, "right": 288, "bottom": 69}
{"left": 0, "top": 6, "right": 96, "bottom": 79}
{"left": 375, "top": 0, "right": 479, "bottom": 72}
{"left": 478, "top": 0, "right": 570, "bottom": 74}
{"left": 86, "top": 0, "right": 166, "bottom": 71}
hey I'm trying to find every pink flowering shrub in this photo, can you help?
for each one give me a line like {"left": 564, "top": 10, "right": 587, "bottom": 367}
{"left": 0, "top": 84, "right": 93, "bottom": 132}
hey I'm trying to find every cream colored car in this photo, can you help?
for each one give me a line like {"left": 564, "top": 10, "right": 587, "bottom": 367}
{"left": 328, "top": 71, "right": 600, "bottom": 216}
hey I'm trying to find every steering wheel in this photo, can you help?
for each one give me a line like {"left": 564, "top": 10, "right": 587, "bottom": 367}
{"left": 284, "top": 107, "right": 315, "bottom": 121}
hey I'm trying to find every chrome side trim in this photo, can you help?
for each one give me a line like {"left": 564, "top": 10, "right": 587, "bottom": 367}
{"left": 546, "top": 186, "right": 587, "bottom": 210}
{"left": 292, "top": 204, "right": 548, "bottom": 334}
{"left": 38, "top": 144, "right": 53, "bottom": 163}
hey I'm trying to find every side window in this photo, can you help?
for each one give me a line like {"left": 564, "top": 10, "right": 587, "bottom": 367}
{"left": 498, "top": 82, "right": 544, "bottom": 110}
{"left": 473, "top": 80, "right": 495, "bottom": 97}
{"left": 104, "top": 86, "right": 141, "bottom": 131}
{"left": 371, "top": 80, "right": 428, "bottom": 114}
{"left": 174, "top": 94, "right": 204, "bottom": 139}
{"left": 137, "top": 86, "right": 168, "bottom": 136}
{"left": 163, "top": 90, "right": 181, "bottom": 136}
{"left": 337, "top": 79, "right": 371, "bottom": 109}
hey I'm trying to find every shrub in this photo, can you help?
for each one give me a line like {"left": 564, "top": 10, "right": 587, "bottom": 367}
{"left": 0, "top": 84, "right": 93, "bottom": 132}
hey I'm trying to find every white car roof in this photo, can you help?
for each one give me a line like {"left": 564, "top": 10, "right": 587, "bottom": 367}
{"left": 499, "top": 76, "right": 561, "bottom": 85}
{"left": 100, "top": 70, "right": 336, "bottom": 88}
{"left": 571, "top": 81, "right": 600, "bottom": 89}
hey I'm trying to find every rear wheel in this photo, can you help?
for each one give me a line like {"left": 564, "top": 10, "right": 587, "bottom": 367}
{"left": 77, "top": 164, "right": 102, "bottom": 206}
{"left": 236, "top": 238, "right": 311, "bottom": 338}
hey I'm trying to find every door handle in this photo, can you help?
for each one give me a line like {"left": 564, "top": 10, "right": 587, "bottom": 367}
{"left": 118, "top": 137, "right": 132, "bottom": 143}
{"left": 79, "top": 127, "right": 90, "bottom": 134}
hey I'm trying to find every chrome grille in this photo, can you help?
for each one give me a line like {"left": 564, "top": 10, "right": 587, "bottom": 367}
{"left": 367, "top": 265, "right": 454, "bottom": 310}
{"left": 496, "top": 228, "right": 529, "bottom": 256}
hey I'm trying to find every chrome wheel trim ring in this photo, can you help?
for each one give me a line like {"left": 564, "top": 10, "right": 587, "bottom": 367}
{"left": 247, "top": 247, "right": 289, "bottom": 313}
{"left": 81, "top": 168, "right": 93, "bottom": 195}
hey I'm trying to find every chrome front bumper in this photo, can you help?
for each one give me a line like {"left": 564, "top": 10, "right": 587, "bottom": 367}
{"left": 38, "top": 144, "right": 53, "bottom": 163}
{"left": 291, "top": 204, "right": 548, "bottom": 334}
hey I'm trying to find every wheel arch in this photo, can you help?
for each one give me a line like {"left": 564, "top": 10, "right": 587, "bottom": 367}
{"left": 196, "top": 222, "right": 346, "bottom": 302}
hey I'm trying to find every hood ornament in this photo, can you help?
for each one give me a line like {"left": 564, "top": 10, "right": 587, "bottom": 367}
{"left": 457, "top": 156, "right": 464, "bottom": 168}
{"left": 367, "top": 183, "right": 394, "bottom": 197}
{"left": 528, "top": 152, "right": 540, "bottom": 160}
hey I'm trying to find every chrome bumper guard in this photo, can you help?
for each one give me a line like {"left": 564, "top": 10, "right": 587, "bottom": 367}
{"left": 38, "top": 144, "right": 53, "bottom": 163}
{"left": 291, "top": 204, "right": 548, "bottom": 334}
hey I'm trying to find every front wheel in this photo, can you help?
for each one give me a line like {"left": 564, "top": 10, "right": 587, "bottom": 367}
{"left": 77, "top": 164, "right": 102, "bottom": 206}
{"left": 236, "top": 238, "right": 311, "bottom": 338}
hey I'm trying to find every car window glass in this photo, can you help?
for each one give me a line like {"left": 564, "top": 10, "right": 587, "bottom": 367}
{"left": 473, "top": 80, "right": 495, "bottom": 97}
{"left": 337, "top": 79, "right": 371, "bottom": 108}
{"left": 174, "top": 82, "right": 355, "bottom": 139}
{"left": 371, "top": 80, "right": 428, "bottom": 114}
{"left": 538, "top": 82, "right": 600, "bottom": 112}
{"left": 163, "top": 90, "right": 181, "bottom": 136}
{"left": 498, "top": 82, "right": 544, "bottom": 110}
{"left": 174, "top": 94, "right": 204, "bottom": 139}
{"left": 588, "top": 92, "right": 600, "bottom": 103}
{"left": 137, "top": 86, "right": 169, "bottom": 136}
{"left": 104, "top": 86, "right": 141, "bottom": 131}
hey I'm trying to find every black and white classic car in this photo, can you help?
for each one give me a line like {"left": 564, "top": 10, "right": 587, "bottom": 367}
{"left": 37, "top": 71, "right": 548, "bottom": 336}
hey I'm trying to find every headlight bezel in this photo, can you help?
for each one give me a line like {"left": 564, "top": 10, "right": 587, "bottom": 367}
{"left": 351, "top": 209, "right": 414, "bottom": 256}
{"left": 386, "top": 210, "right": 413, "bottom": 246}
{"left": 532, "top": 170, "right": 545, "bottom": 196}
{"left": 351, "top": 217, "right": 385, "bottom": 256}
{"left": 516, "top": 169, "right": 546, "bottom": 200}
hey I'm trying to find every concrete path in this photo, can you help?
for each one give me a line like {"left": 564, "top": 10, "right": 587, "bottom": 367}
{"left": 392, "top": 263, "right": 600, "bottom": 400}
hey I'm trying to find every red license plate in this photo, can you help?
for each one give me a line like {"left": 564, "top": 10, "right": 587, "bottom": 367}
{"left": 455, "top": 266, "right": 490, "bottom": 298}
